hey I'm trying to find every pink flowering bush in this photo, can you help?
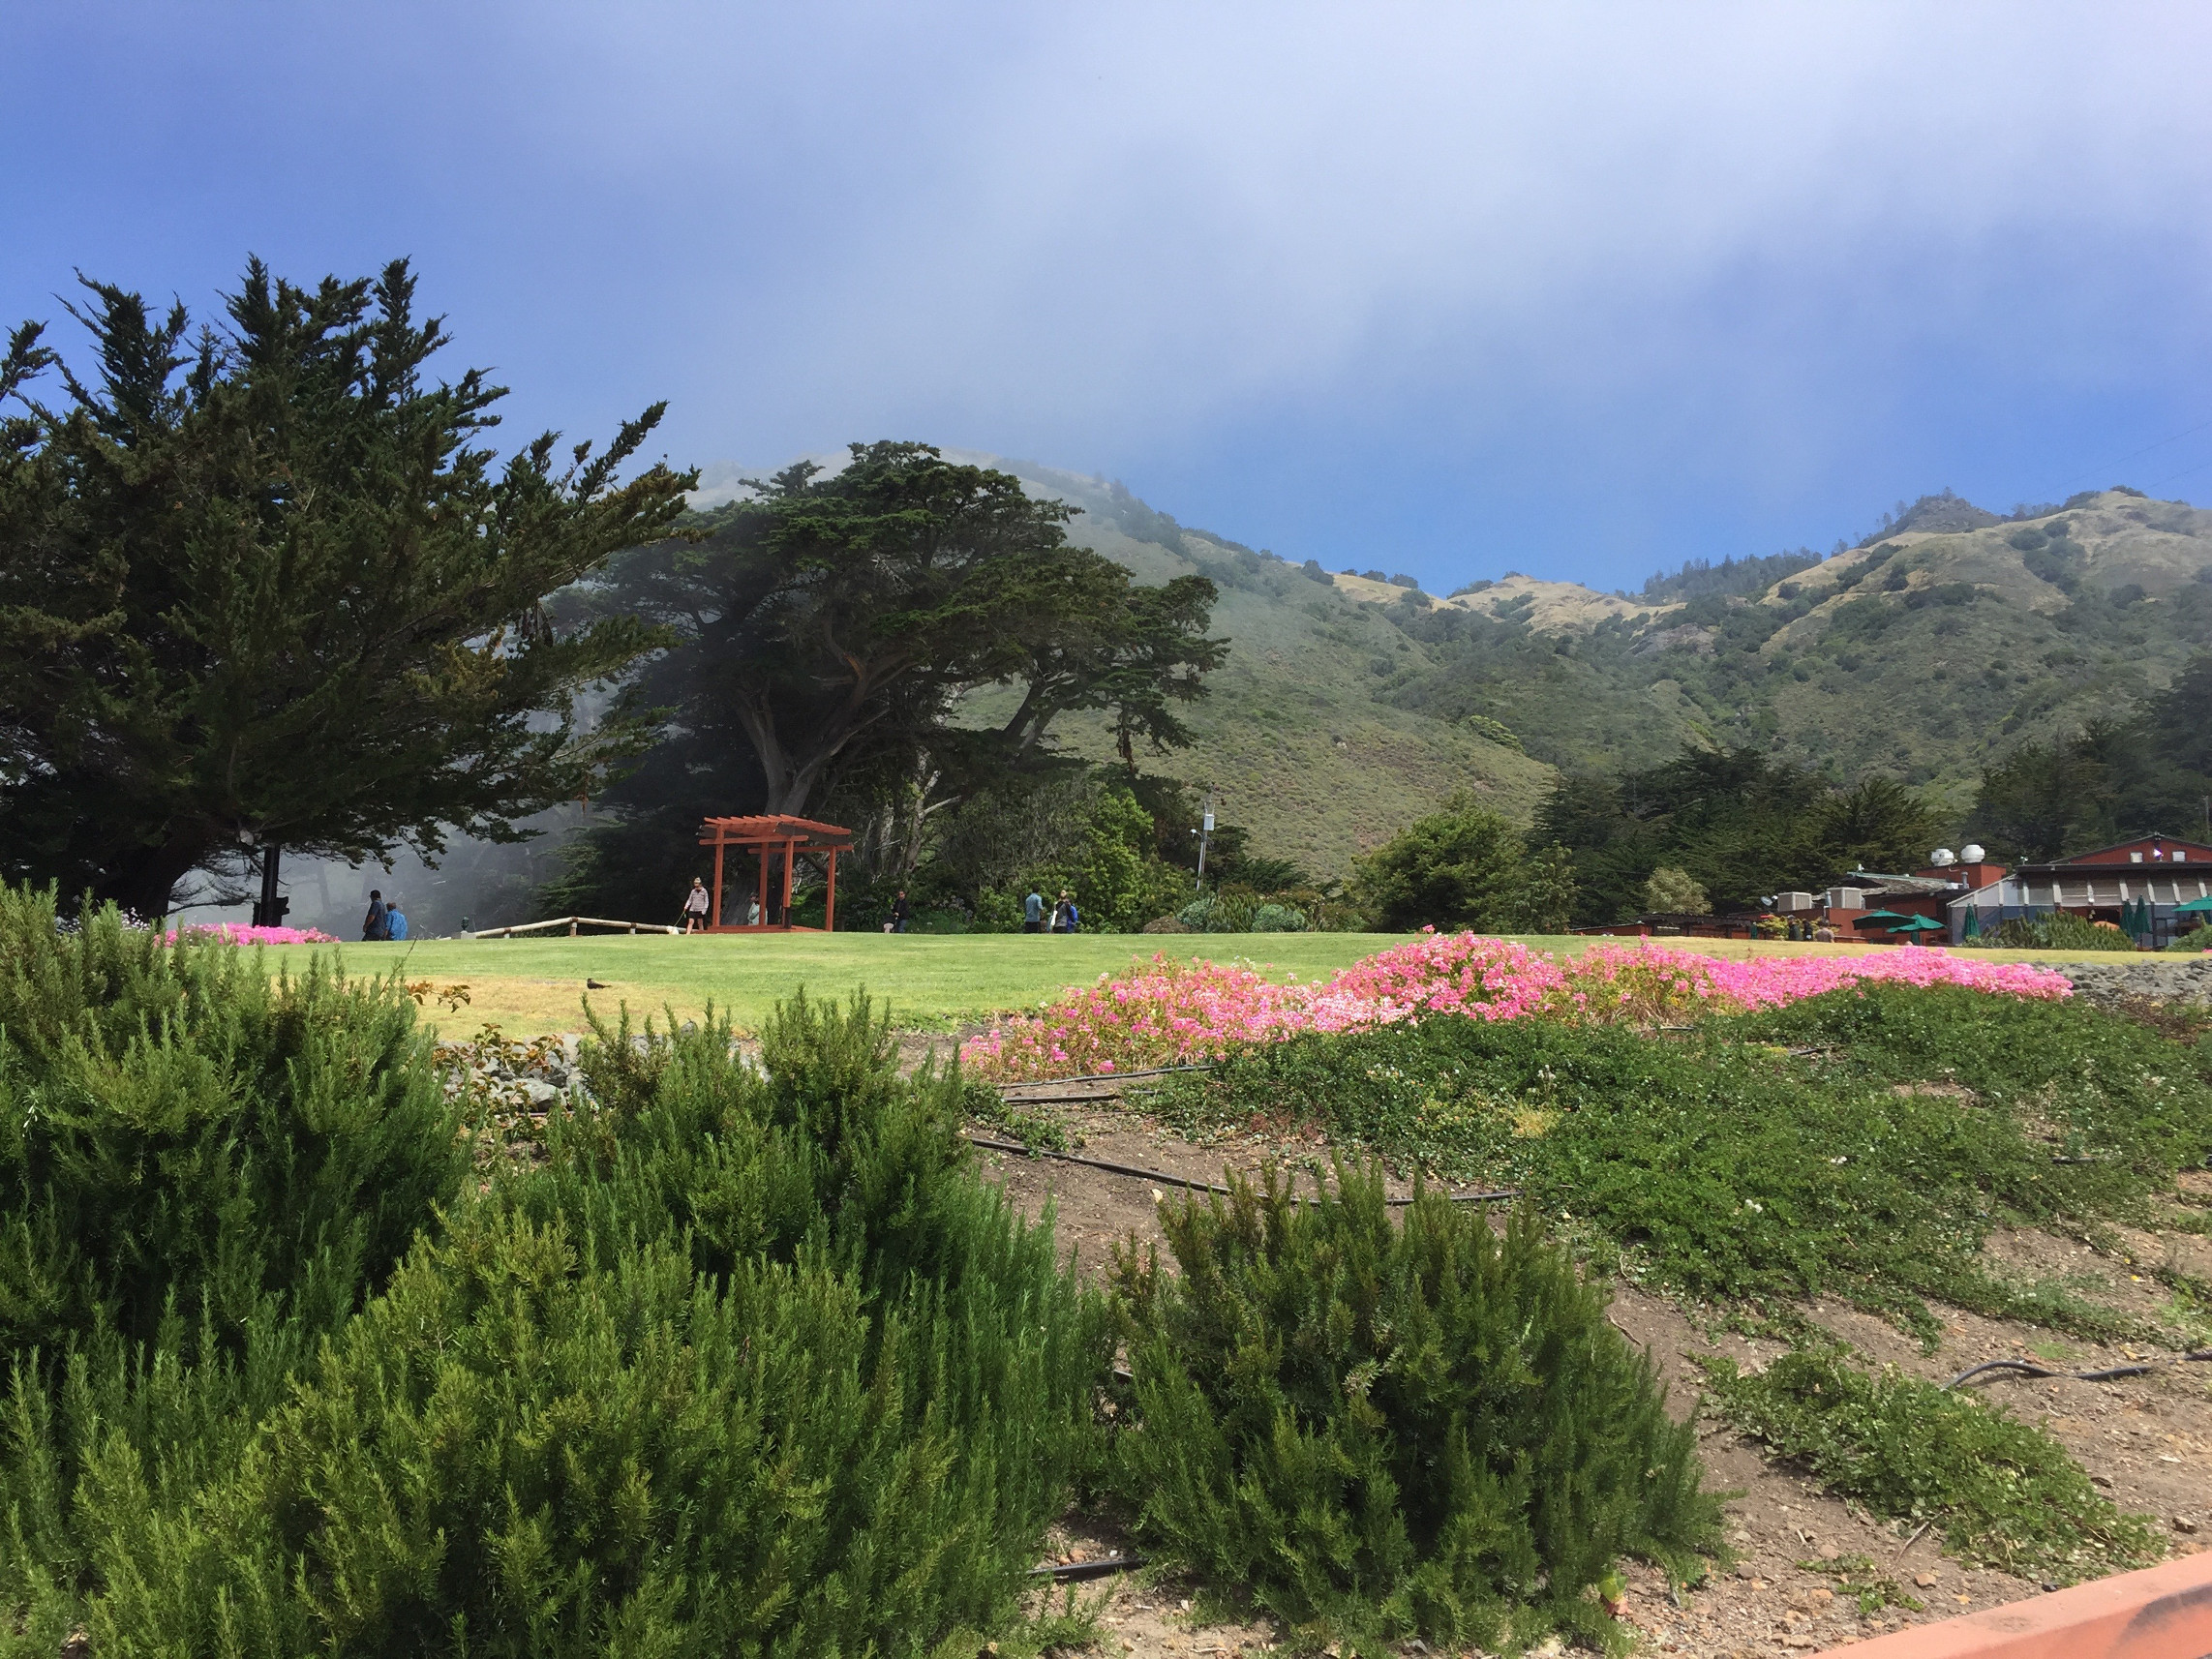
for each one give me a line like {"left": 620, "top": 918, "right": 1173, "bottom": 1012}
{"left": 961, "top": 934, "right": 2073, "bottom": 1081}
{"left": 163, "top": 921, "right": 339, "bottom": 946}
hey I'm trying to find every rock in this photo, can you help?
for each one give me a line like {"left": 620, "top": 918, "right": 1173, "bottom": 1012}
{"left": 520, "top": 1079, "right": 561, "bottom": 1107}
{"left": 1817, "top": 1543, "right": 1841, "bottom": 1561}
{"left": 2174, "top": 1516, "right": 2199, "bottom": 1534}
{"left": 1915, "top": 1571, "right": 1941, "bottom": 1588}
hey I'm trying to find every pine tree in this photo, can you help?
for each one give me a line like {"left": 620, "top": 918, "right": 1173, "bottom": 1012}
{"left": 0, "top": 260, "right": 690, "bottom": 917}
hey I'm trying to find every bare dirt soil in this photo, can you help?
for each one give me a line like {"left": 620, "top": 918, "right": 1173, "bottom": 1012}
{"left": 974, "top": 1094, "right": 2212, "bottom": 1659}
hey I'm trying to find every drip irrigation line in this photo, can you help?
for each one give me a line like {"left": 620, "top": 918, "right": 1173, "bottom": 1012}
{"left": 964, "top": 1133, "right": 1519, "bottom": 1208}
{"left": 1030, "top": 1553, "right": 1145, "bottom": 1582}
{"left": 1941, "top": 1349, "right": 2212, "bottom": 1391}
{"left": 996, "top": 1090, "right": 1124, "bottom": 1104}
{"left": 997, "top": 1063, "right": 1217, "bottom": 1090}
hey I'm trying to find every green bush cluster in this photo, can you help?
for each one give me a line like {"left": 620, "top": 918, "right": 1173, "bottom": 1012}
{"left": 1108, "top": 1162, "right": 1720, "bottom": 1654}
{"left": 1699, "top": 1346, "right": 2163, "bottom": 1581}
{"left": 1987, "top": 911, "right": 2138, "bottom": 951}
{"left": 1159, "top": 985, "right": 2212, "bottom": 1343}
{"left": 0, "top": 887, "right": 1110, "bottom": 1656}
{"left": 0, "top": 885, "right": 468, "bottom": 1650}
{"left": 1176, "top": 890, "right": 1311, "bottom": 932}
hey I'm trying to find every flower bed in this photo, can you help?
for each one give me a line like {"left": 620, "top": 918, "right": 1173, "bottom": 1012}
{"left": 162, "top": 921, "right": 339, "bottom": 945}
{"left": 960, "top": 934, "right": 2072, "bottom": 1081}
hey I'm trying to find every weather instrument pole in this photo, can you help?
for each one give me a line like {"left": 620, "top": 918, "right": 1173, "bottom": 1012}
{"left": 1195, "top": 793, "right": 1214, "bottom": 890}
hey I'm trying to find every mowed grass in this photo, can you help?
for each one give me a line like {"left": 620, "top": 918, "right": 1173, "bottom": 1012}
{"left": 253, "top": 928, "right": 2131, "bottom": 1040}
{"left": 270, "top": 930, "right": 1410, "bottom": 1038}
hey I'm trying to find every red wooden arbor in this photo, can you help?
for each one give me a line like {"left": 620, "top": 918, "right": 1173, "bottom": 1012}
{"left": 696, "top": 815, "right": 853, "bottom": 931}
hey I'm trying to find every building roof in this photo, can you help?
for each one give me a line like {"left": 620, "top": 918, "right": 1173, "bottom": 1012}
{"left": 2016, "top": 831, "right": 2212, "bottom": 873}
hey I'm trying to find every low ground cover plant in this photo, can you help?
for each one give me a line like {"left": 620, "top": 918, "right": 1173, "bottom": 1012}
{"left": 1699, "top": 1345, "right": 2164, "bottom": 1581}
{"left": 1153, "top": 984, "right": 2212, "bottom": 1342}
{"left": 960, "top": 933, "right": 2071, "bottom": 1081}
{"left": 1110, "top": 1162, "right": 1720, "bottom": 1654}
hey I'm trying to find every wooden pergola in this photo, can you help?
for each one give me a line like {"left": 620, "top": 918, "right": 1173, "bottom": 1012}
{"left": 696, "top": 814, "right": 853, "bottom": 931}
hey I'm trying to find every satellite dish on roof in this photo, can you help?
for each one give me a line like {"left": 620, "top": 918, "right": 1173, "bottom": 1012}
{"left": 1961, "top": 843, "right": 1985, "bottom": 862}
{"left": 1929, "top": 848, "right": 1956, "bottom": 866}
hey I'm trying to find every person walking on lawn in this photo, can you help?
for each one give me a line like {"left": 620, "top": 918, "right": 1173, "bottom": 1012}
{"left": 383, "top": 897, "right": 409, "bottom": 941}
{"left": 1023, "top": 888, "right": 1045, "bottom": 933}
{"left": 682, "top": 878, "right": 711, "bottom": 932}
{"left": 891, "top": 890, "right": 913, "bottom": 933}
{"left": 1050, "top": 890, "right": 1074, "bottom": 933}
{"left": 361, "top": 889, "right": 388, "bottom": 941}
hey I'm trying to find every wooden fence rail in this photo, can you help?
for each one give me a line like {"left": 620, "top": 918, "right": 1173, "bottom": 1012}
{"left": 467, "top": 916, "right": 681, "bottom": 939}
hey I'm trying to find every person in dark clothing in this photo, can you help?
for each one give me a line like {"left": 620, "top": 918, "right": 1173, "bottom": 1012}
{"left": 1022, "top": 889, "right": 1045, "bottom": 933}
{"left": 361, "top": 889, "right": 388, "bottom": 941}
{"left": 891, "top": 890, "right": 913, "bottom": 933}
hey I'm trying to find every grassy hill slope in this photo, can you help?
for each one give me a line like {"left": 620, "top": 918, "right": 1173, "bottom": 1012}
{"left": 1381, "top": 489, "right": 2212, "bottom": 798}
{"left": 962, "top": 457, "right": 1554, "bottom": 878}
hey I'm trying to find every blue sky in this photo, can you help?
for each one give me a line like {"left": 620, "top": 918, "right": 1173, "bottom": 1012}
{"left": 9, "top": 2, "right": 2212, "bottom": 594}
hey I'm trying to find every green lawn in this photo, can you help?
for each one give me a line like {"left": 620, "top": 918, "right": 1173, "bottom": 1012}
{"left": 263, "top": 928, "right": 2141, "bottom": 1040}
{"left": 276, "top": 930, "right": 1418, "bottom": 1038}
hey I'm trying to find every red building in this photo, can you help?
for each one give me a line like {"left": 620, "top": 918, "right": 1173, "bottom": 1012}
{"left": 1950, "top": 832, "right": 2212, "bottom": 944}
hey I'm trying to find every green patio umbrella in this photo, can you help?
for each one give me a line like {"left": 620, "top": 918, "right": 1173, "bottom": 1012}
{"left": 1960, "top": 905, "right": 1983, "bottom": 940}
{"left": 2178, "top": 893, "right": 2212, "bottom": 914}
{"left": 1848, "top": 910, "right": 1908, "bottom": 934}
{"left": 1887, "top": 916, "right": 1946, "bottom": 938}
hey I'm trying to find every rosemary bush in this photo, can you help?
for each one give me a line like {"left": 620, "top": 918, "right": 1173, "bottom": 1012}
{"left": 1110, "top": 1161, "right": 1720, "bottom": 1654}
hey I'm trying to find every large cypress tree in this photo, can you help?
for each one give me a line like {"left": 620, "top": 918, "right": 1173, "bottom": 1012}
{"left": 0, "top": 259, "right": 689, "bottom": 918}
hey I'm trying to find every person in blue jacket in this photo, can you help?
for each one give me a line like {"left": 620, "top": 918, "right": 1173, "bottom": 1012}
{"left": 383, "top": 897, "right": 409, "bottom": 941}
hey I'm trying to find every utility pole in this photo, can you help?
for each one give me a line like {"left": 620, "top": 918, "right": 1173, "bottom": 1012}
{"left": 1195, "top": 793, "right": 1214, "bottom": 890}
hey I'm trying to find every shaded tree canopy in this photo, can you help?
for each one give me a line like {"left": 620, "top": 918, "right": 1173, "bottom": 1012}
{"left": 0, "top": 259, "right": 689, "bottom": 917}
{"left": 1966, "top": 653, "right": 2212, "bottom": 860}
{"left": 1353, "top": 792, "right": 1575, "bottom": 933}
{"left": 1532, "top": 745, "right": 1940, "bottom": 923}
{"left": 548, "top": 444, "right": 1225, "bottom": 919}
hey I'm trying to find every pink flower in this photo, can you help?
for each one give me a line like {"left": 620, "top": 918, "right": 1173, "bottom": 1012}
{"left": 959, "top": 936, "right": 2072, "bottom": 1082}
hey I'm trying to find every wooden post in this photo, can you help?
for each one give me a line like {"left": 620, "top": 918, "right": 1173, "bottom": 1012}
{"left": 781, "top": 838, "right": 796, "bottom": 926}
{"left": 756, "top": 843, "right": 767, "bottom": 928}
{"left": 569, "top": 917, "right": 578, "bottom": 937}
{"left": 712, "top": 833, "right": 726, "bottom": 928}
{"left": 824, "top": 848, "right": 837, "bottom": 933}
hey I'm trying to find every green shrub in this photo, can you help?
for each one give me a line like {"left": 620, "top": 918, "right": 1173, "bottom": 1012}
{"left": 1109, "top": 1162, "right": 1720, "bottom": 1654}
{"left": 971, "top": 887, "right": 1024, "bottom": 932}
{"left": 2166, "top": 923, "right": 2212, "bottom": 953}
{"left": 0, "top": 889, "right": 462, "bottom": 1361}
{"left": 1700, "top": 1346, "right": 2162, "bottom": 1581}
{"left": 0, "top": 885, "right": 464, "bottom": 1646}
{"left": 85, "top": 995, "right": 1103, "bottom": 1655}
{"left": 90, "top": 1211, "right": 1083, "bottom": 1657}
{"left": 1250, "top": 901, "right": 1308, "bottom": 932}
{"left": 1991, "top": 912, "right": 2136, "bottom": 951}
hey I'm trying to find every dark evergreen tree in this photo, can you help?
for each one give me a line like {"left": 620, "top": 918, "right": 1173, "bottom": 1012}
{"left": 0, "top": 261, "right": 688, "bottom": 918}
{"left": 549, "top": 443, "right": 1224, "bottom": 919}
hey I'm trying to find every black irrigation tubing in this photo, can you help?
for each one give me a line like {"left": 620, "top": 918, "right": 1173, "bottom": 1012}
{"left": 1941, "top": 1349, "right": 2212, "bottom": 1391}
{"left": 997, "top": 1063, "right": 1218, "bottom": 1090}
{"left": 963, "top": 1133, "right": 1520, "bottom": 1208}
{"left": 1030, "top": 1553, "right": 1146, "bottom": 1582}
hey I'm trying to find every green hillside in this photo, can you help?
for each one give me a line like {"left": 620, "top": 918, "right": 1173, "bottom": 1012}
{"left": 961, "top": 459, "right": 1554, "bottom": 878}
{"left": 1382, "top": 489, "right": 2212, "bottom": 802}
{"left": 807, "top": 459, "right": 2212, "bottom": 878}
